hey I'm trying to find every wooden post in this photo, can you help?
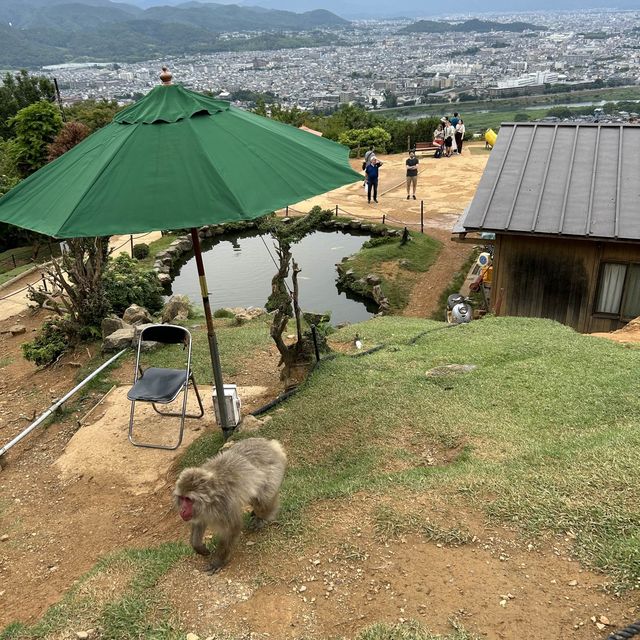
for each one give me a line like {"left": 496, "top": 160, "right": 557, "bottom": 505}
{"left": 190, "top": 228, "right": 232, "bottom": 439}
{"left": 335, "top": 204, "right": 339, "bottom": 217}
{"left": 420, "top": 200, "right": 424, "bottom": 234}
{"left": 285, "top": 205, "right": 289, "bottom": 217}
{"left": 382, "top": 214, "right": 386, "bottom": 225}
{"left": 129, "top": 235, "right": 134, "bottom": 257}
{"left": 11, "top": 254, "right": 16, "bottom": 268}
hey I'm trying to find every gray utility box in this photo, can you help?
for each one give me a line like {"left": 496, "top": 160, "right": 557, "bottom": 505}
{"left": 212, "top": 383, "right": 241, "bottom": 427}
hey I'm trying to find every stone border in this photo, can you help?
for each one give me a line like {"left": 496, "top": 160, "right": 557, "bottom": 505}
{"left": 325, "top": 218, "right": 401, "bottom": 314}
{"left": 152, "top": 217, "right": 399, "bottom": 313}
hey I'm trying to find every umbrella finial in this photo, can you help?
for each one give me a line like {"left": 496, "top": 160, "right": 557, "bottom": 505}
{"left": 160, "top": 66, "right": 173, "bottom": 85}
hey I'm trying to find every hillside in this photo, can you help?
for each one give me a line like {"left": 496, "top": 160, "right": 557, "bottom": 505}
{"left": 399, "top": 18, "right": 545, "bottom": 34}
{"left": 1, "top": 313, "right": 639, "bottom": 638}
{"left": 0, "top": 0, "right": 348, "bottom": 67}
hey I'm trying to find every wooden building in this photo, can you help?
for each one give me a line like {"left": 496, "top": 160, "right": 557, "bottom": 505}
{"left": 454, "top": 123, "right": 640, "bottom": 333}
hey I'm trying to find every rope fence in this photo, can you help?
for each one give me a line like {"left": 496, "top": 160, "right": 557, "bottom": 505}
{"left": 282, "top": 202, "right": 427, "bottom": 234}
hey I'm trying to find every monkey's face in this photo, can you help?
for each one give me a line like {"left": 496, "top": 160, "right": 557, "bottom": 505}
{"left": 178, "top": 496, "right": 194, "bottom": 521}
{"left": 173, "top": 467, "right": 212, "bottom": 523}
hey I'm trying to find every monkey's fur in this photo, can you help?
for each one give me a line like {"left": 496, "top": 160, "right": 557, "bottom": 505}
{"left": 173, "top": 437, "right": 287, "bottom": 573}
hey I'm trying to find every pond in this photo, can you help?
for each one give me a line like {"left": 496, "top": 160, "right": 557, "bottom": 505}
{"left": 168, "top": 230, "right": 377, "bottom": 325}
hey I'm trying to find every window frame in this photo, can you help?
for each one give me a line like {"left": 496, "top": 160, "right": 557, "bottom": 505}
{"left": 593, "top": 260, "right": 640, "bottom": 321}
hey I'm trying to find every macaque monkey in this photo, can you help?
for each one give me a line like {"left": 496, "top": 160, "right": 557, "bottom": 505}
{"left": 173, "top": 437, "right": 287, "bottom": 574}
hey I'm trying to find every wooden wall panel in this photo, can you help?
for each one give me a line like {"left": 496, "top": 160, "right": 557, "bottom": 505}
{"left": 491, "top": 234, "right": 640, "bottom": 333}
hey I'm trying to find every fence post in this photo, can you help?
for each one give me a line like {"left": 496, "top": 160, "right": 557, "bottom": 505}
{"left": 382, "top": 214, "right": 386, "bottom": 225}
{"left": 129, "top": 235, "right": 134, "bottom": 256}
{"left": 11, "top": 254, "right": 16, "bottom": 269}
{"left": 42, "top": 276, "right": 48, "bottom": 292}
{"left": 335, "top": 204, "right": 339, "bottom": 217}
{"left": 285, "top": 205, "right": 289, "bottom": 218}
{"left": 420, "top": 200, "right": 424, "bottom": 234}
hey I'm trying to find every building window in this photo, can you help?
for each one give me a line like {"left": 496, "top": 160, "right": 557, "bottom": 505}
{"left": 595, "top": 262, "right": 640, "bottom": 318}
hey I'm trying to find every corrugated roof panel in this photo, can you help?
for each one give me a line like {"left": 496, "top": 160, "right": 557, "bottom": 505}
{"left": 509, "top": 125, "right": 557, "bottom": 232}
{"left": 535, "top": 127, "right": 577, "bottom": 234}
{"left": 463, "top": 125, "right": 513, "bottom": 229}
{"left": 482, "top": 126, "right": 533, "bottom": 230}
{"left": 460, "top": 123, "right": 640, "bottom": 242}
{"left": 559, "top": 126, "right": 598, "bottom": 235}
{"left": 589, "top": 126, "right": 621, "bottom": 238}
{"left": 617, "top": 127, "right": 640, "bottom": 240}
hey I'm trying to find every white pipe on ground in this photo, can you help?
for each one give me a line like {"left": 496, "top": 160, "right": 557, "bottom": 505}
{"left": 0, "top": 349, "right": 127, "bottom": 459}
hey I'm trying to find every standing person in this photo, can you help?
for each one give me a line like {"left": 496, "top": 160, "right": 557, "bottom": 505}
{"left": 444, "top": 118, "right": 456, "bottom": 158}
{"left": 365, "top": 156, "right": 382, "bottom": 204}
{"left": 406, "top": 149, "right": 419, "bottom": 200}
{"left": 450, "top": 112, "right": 460, "bottom": 128}
{"left": 455, "top": 119, "right": 465, "bottom": 155}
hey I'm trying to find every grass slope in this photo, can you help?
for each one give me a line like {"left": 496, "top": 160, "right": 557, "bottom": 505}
{"left": 3, "top": 315, "right": 640, "bottom": 638}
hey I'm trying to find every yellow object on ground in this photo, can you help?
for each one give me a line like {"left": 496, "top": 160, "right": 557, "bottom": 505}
{"left": 485, "top": 129, "right": 497, "bottom": 148}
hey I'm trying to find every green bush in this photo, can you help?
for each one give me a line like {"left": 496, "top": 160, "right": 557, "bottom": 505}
{"left": 132, "top": 242, "right": 149, "bottom": 260}
{"left": 22, "top": 318, "right": 67, "bottom": 366}
{"left": 213, "top": 308, "right": 234, "bottom": 318}
{"left": 103, "top": 254, "right": 164, "bottom": 316}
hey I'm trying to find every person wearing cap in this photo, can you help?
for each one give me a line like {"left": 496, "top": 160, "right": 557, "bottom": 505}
{"left": 365, "top": 156, "right": 382, "bottom": 204}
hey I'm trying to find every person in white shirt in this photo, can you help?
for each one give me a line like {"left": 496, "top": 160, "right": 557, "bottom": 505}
{"left": 444, "top": 118, "right": 456, "bottom": 157}
{"left": 455, "top": 119, "right": 465, "bottom": 155}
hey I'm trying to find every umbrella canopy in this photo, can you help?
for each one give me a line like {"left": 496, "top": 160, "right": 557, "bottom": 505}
{"left": 0, "top": 72, "right": 361, "bottom": 438}
{"left": 0, "top": 82, "right": 361, "bottom": 238}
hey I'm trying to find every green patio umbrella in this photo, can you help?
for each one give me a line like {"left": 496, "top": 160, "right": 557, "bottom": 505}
{"left": 0, "top": 68, "right": 362, "bottom": 436}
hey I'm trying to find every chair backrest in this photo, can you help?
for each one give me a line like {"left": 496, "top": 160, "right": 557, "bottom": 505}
{"left": 139, "top": 324, "right": 189, "bottom": 345}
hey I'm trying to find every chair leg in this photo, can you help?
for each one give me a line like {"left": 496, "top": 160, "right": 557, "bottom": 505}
{"left": 151, "top": 375, "right": 204, "bottom": 418}
{"left": 129, "top": 397, "right": 185, "bottom": 450}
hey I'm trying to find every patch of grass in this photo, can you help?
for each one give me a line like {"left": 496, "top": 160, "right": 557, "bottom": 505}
{"left": 0, "top": 356, "right": 13, "bottom": 368}
{"left": 137, "top": 233, "right": 179, "bottom": 269}
{"left": 1, "top": 543, "right": 190, "bottom": 640}
{"left": 177, "top": 429, "right": 224, "bottom": 471}
{"left": 98, "top": 544, "right": 189, "bottom": 640}
{"left": 0, "top": 244, "right": 61, "bottom": 276}
{"left": 354, "top": 619, "right": 480, "bottom": 640}
{"left": 374, "top": 505, "right": 471, "bottom": 546}
{"left": 140, "top": 315, "right": 273, "bottom": 380}
{"left": 252, "top": 316, "right": 640, "bottom": 585}
{"left": 340, "top": 232, "right": 441, "bottom": 312}
{"left": 0, "top": 263, "right": 33, "bottom": 286}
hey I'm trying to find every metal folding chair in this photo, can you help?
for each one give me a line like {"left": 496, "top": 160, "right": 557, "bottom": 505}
{"left": 127, "top": 324, "right": 204, "bottom": 450}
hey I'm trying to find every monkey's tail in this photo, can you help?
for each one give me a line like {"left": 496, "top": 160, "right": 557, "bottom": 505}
{"left": 269, "top": 439, "right": 287, "bottom": 463}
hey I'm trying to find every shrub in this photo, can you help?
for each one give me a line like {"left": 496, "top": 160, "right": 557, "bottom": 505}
{"left": 213, "top": 308, "right": 234, "bottom": 318}
{"left": 22, "top": 318, "right": 68, "bottom": 366}
{"left": 103, "top": 254, "right": 164, "bottom": 316}
{"left": 132, "top": 243, "right": 149, "bottom": 260}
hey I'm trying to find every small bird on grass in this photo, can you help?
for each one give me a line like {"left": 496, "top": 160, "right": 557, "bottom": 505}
{"left": 354, "top": 333, "right": 363, "bottom": 350}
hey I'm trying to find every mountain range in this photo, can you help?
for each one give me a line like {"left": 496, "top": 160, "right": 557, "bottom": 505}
{"left": 122, "top": 0, "right": 640, "bottom": 16}
{"left": 399, "top": 19, "right": 546, "bottom": 34}
{"left": 0, "top": 0, "right": 348, "bottom": 67}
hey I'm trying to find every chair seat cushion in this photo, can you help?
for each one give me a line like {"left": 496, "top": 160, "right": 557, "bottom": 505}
{"left": 127, "top": 368, "right": 189, "bottom": 403}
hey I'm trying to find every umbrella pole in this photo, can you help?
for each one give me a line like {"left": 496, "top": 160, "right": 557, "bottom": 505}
{"left": 190, "top": 228, "right": 233, "bottom": 440}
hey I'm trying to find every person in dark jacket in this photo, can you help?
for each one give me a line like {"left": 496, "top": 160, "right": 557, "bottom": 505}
{"left": 364, "top": 157, "right": 382, "bottom": 203}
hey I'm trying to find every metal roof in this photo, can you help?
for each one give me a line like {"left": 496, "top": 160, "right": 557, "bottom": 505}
{"left": 462, "top": 123, "right": 640, "bottom": 241}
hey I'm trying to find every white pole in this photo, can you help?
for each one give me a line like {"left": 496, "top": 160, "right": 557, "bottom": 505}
{"left": 0, "top": 349, "right": 127, "bottom": 458}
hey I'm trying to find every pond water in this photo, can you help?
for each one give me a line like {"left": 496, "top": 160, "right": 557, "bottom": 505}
{"left": 169, "top": 230, "right": 377, "bottom": 325}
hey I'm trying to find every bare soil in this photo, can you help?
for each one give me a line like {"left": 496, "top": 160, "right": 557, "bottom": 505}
{"left": 1, "top": 148, "right": 638, "bottom": 638}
